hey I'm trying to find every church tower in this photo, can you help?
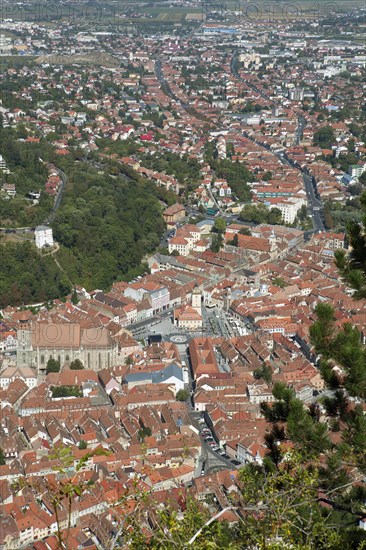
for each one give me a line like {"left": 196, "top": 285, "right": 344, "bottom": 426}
{"left": 192, "top": 285, "right": 202, "bottom": 314}
{"left": 16, "top": 313, "right": 33, "bottom": 368}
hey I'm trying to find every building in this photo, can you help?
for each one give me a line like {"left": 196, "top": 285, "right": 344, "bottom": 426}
{"left": 268, "top": 197, "right": 306, "bottom": 224}
{"left": 163, "top": 203, "right": 186, "bottom": 226}
{"left": 174, "top": 305, "right": 202, "bottom": 331}
{"left": 0, "top": 366, "right": 37, "bottom": 389}
{"left": 35, "top": 226, "right": 54, "bottom": 249}
{"left": 16, "top": 319, "right": 119, "bottom": 372}
{"left": 2, "top": 183, "right": 16, "bottom": 197}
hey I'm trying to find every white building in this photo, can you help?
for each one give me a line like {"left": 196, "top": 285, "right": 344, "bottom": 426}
{"left": 35, "top": 225, "right": 54, "bottom": 249}
{"left": 0, "top": 366, "right": 37, "bottom": 389}
{"left": 268, "top": 197, "right": 306, "bottom": 224}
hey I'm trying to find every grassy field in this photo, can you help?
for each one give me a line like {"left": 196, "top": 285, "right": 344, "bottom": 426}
{"left": 1, "top": 0, "right": 364, "bottom": 25}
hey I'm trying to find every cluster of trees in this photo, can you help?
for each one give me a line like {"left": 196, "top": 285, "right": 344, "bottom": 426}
{"left": 313, "top": 126, "right": 336, "bottom": 148}
{"left": 46, "top": 358, "right": 61, "bottom": 374}
{"left": 0, "top": 127, "right": 55, "bottom": 226}
{"left": 335, "top": 192, "right": 366, "bottom": 298}
{"left": 139, "top": 151, "right": 200, "bottom": 188}
{"left": 70, "top": 359, "right": 84, "bottom": 370}
{"left": 210, "top": 217, "right": 226, "bottom": 253}
{"left": 0, "top": 242, "right": 71, "bottom": 308}
{"left": 52, "top": 161, "right": 165, "bottom": 289}
{"left": 204, "top": 142, "right": 253, "bottom": 202}
{"left": 310, "top": 302, "right": 366, "bottom": 399}
{"left": 51, "top": 385, "right": 82, "bottom": 398}
{"left": 240, "top": 203, "right": 282, "bottom": 225}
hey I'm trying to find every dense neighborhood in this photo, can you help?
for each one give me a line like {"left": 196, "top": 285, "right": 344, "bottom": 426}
{"left": 0, "top": 1, "right": 366, "bottom": 548}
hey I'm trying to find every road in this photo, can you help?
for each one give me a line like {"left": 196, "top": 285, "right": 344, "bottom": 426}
{"left": 230, "top": 51, "right": 325, "bottom": 233}
{"left": 231, "top": 50, "right": 275, "bottom": 107}
{"left": 0, "top": 165, "right": 67, "bottom": 233}
{"left": 155, "top": 59, "right": 210, "bottom": 122}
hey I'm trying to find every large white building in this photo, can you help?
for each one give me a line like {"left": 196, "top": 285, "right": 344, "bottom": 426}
{"left": 35, "top": 225, "right": 54, "bottom": 249}
{"left": 268, "top": 197, "right": 306, "bottom": 224}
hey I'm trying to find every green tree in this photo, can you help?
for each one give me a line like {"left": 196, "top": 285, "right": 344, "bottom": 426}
{"left": 78, "top": 440, "right": 87, "bottom": 450}
{"left": 0, "top": 447, "right": 5, "bottom": 465}
{"left": 313, "top": 126, "right": 336, "bottom": 148}
{"left": 309, "top": 303, "right": 336, "bottom": 357}
{"left": 70, "top": 359, "right": 84, "bottom": 370}
{"left": 137, "top": 426, "right": 152, "bottom": 442}
{"left": 176, "top": 389, "right": 190, "bottom": 402}
{"left": 253, "top": 363, "right": 272, "bottom": 384}
{"left": 239, "top": 227, "right": 252, "bottom": 236}
{"left": 71, "top": 288, "right": 78, "bottom": 305}
{"left": 213, "top": 217, "right": 226, "bottom": 234}
{"left": 335, "top": 192, "right": 366, "bottom": 298}
{"left": 228, "top": 233, "right": 239, "bottom": 247}
{"left": 46, "top": 358, "right": 61, "bottom": 374}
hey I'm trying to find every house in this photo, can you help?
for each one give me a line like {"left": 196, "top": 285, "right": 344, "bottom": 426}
{"left": 0, "top": 366, "right": 37, "bottom": 389}
{"left": 163, "top": 203, "right": 186, "bottom": 226}
{"left": 2, "top": 183, "right": 16, "bottom": 198}
{"left": 35, "top": 226, "right": 54, "bottom": 249}
{"left": 174, "top": 305, "right": 202, "bottom": 331}
{"left": 124, "top": 363, "right": 184, "bottom": 393}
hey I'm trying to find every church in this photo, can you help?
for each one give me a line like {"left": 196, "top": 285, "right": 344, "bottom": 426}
{"left": 16, "top": 316, "right": 119, "bottom": 372}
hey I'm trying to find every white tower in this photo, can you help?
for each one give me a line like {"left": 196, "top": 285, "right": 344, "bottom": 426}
{"left": 192, "top": 285, "right": 202, "bottom": 314}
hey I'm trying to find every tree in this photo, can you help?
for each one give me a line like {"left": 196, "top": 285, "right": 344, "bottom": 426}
{"left": 213, "top": 217, "right": 226, "bottom": 234}
{"left": 239, "top": 227, "right": 252, "bottom": 236}
{"left": 0, "top": 447, "right": 5, "bottom": 465}
{"left": 46, "top": 358, "right": 61, "bottom": 374}
{"left": 70, "top": 359, "right": 84, "bottom": 370}
{"left": 210, "top": 233, "right": 223, "bottom": 253}
{"left": 335, "top": 192, "right": 366, "bottom": 298}
{"left": 137, "top": 426, "right": 152, "bottom": 442}
{"left": 71, "top": 288, "right": 78, "bottom": 305}
{"left": 78, "top": 440, "right": 87, "bottom": 450}
{"left": 253, "top": 363, "right": 272, "bottom": 384}
{"left": 309, "top": 303, "right": 336, "bottom": 357}
{"left": 313, "top": 126, "right": 336, "bottom": 148}
{"left": 176, "top": 389, "right": 190, "bottom": 402}
{"left": 228, "top": 233, "right": 239, "bottom": 247}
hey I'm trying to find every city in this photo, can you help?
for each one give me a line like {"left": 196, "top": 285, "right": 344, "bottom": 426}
{"left": 0, "top": 1, "right": 366, "bottom": 548}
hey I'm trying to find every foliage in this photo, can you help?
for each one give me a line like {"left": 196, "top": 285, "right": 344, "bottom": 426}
{"left": 313, "top": 126, "right": 336, "bottom": 148}
{"left": 51, "top": 385, "right": 82, "bottom": 398}
{"left": 70, "top": 359, "right": 84, "bottom": 370}
{"left": 253, "top": 363, "right": 272, "bottom": 383}
{"left": 52, "top": 162, "right": 164, "bottom": 289}
{"left": 137, "top": 426, "right": 152, "bottom": 442}
{"left": 0, "top": 447, "right": 5, "bottom": 465}
{"left": 335, "top": 192, "right": 366, "bottom": 298}
{"left": 228, "top": 233, "right": 239, "bottom": 247}
{"left": 310, "top": 304, "right": 366, "bottom": 399}
{"left": 46, "top": 358, "right": 61, "bottom": 374}
{"left": 0, "top": 241, "right": 71, "bottom": 308}
{"left": 176, "top": 389, "right": 190, "bottom": 401}
{"left": 78, "top": 440, "right": 87, "bottom": 450}
{"left": 240, "top": 203, "right": 282, "bottom": 225}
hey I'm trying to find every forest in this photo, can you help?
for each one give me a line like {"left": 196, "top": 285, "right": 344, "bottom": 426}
{"left": 52, "top": 161, "right": 165, "bottom": 290}
{"left": 0, "top": 241, "right": 71, "bottom": 307}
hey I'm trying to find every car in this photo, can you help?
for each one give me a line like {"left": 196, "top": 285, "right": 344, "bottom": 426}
{"left": 212, "top": 446, "right": 220, "bottom": 452}
{"left": 231, "top": 459, "right": 241, "bottom": 466}
{"left": 218, "top": 449, "right": 226, "bottom": 456}
{"left": 208, "top": 441, "right": 216, "bottom": 447}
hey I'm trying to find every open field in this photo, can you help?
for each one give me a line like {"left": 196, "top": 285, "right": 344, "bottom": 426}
{"left": 1, "top": 0, "right": 364, "bottom": 24}
{"left": 35, "top": 52, "right": 120, "bottom": 67}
